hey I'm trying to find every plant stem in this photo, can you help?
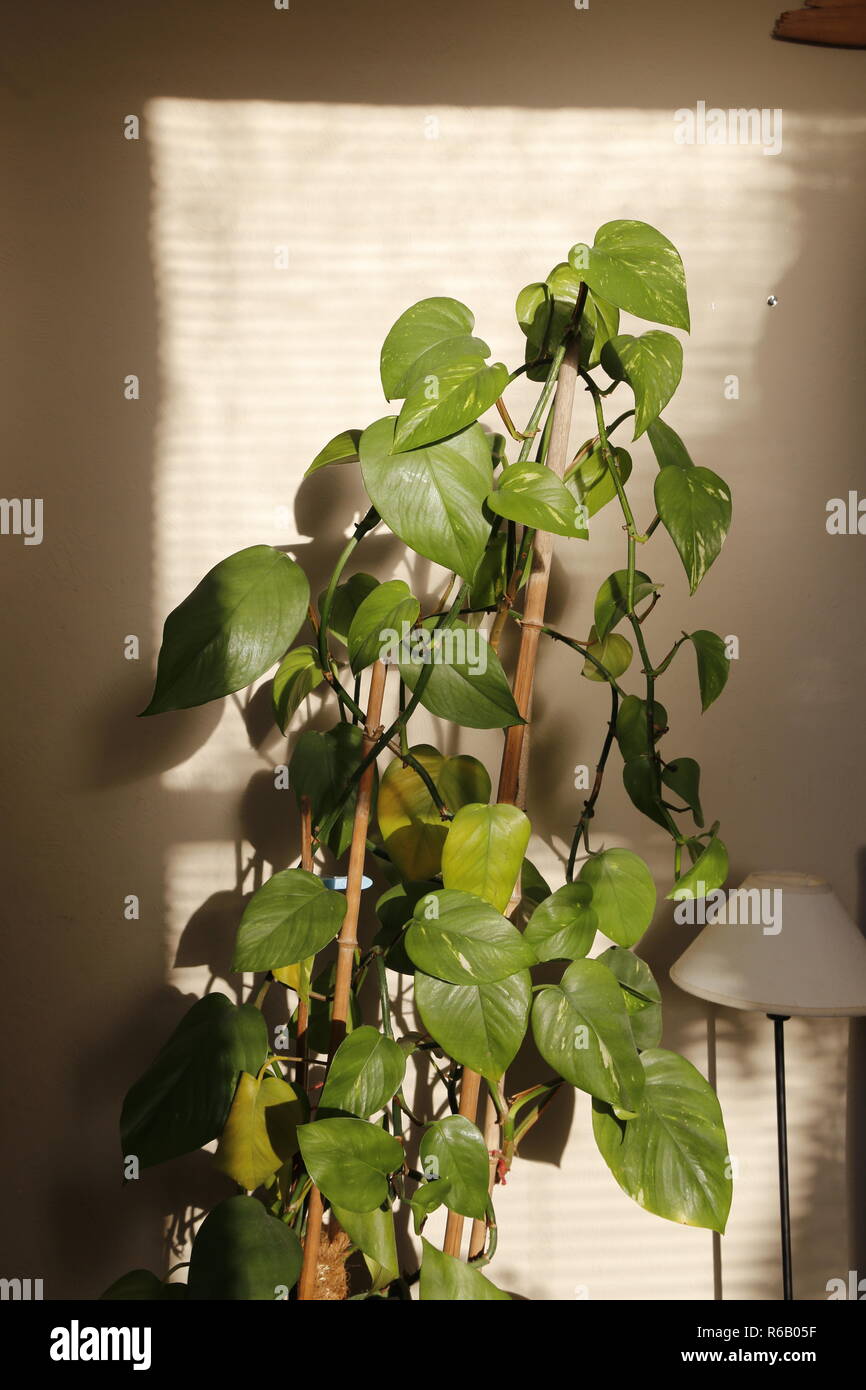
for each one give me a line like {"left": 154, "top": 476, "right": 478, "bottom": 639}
{"left": 566, "top": 684, "right": 620, "bottom": 878}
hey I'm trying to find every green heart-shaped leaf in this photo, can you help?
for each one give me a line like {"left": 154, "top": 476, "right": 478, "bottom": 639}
{"left": 647, "top": 416, "right": 694, "bottom": 470}
{"left": 394, "top": 344, "right": 508, "bottom": 451}
{"left": 120, "top": 996, "right": 268, "bottom": 1169}
{"left": 272, "top": 645, "right": 323, "bottom": 733}
{"left": 565, "top": 444, "right": 632, "bottom": 519}
{"left": 601, "top": 332, "right": 683, "bottom": 439}
{"left": 592, "top": 1049, "right": 732, "bottom": 1232}
{"left": 616, "top": 694, "right": 668, "bottom": 761}
{"left": 331, "top": 1204, "right": 399, "bottom": 1287}
{"left": 377, "top": 745, "right": 491, "bottom": 882}
{"left": 406, "top": 889, "right": 535, "bottom": 986}
{"left": 419, "top": 1115, "right": 490, "bottom": 1221}
{"left": 214, "top": 1070, "right": 308, "bottom": 1191}
{"left": 668, "top": 833, "right": 729, "bottom": 900}
{"left": 688, "top": 629, "right": 730, "bottom": 711}
{"left": 232, "top": 869, "right": 345, "bottom": 972}
{"left": 581, "top": 626, "right": 633, "bottom": 683}
{"left": 531, "top": 958, "right": 644, "bottom": 1110}
{"left": 141, "top": 546, "right": 310, "bottom": 715}
{"left": 654, "top": 465, "right": 732, "bottom": 594}
{"left": 594, "top": 569, "right": 660, "bottom": 639}
{"left": 347, "top": 580, "right": 420, "bottom": 674}
{"left": 661, "top": 756, "right": 704, "bottom": 827}
{"left": 414, "top": 969, "right": 531, "bottom": 1082}
{"left": 187, "top": 1195, "right": 303, "bottom": 1299}
{"left": 487, "top": 462, "right": 588, "bottom": 538}
{"left": 380, "top": 297, "right": 475, "bottom": 400}
{"left": 297, "top": 1117, "right": 403, "bottom": 1213}
{"left": 577, "top": 849, "right": 656, "bottom": 948}
{"left": 525, "top": 882, "right": 597, "bottom": 963}
{"left": 597, "top": 946, "right": 662, "bottom": 1052}
{"left": 398, "top": 619, "right": 523, "bottom": 730}
{"left": 319, "top": 1026, "right": 406, "bottom": 1118}
{"left": 441, "top": 803, "right": 531, "bottom": 912}
{"left": 318, "top": 572, "right": 378, "bottom": 645}
{"left": 622, "top": 755, "right": 670, "bottom": 832}
{"left": 360, "top": 416, "right": 493, "bottom": 582}
{"left": 289, "top": 722, "right": 375, "bottom": 857}
{"left": 569, "top": 220, "right": 690, "bottom": 332}
{"left": 419, "top": 1238, "right": 511, "bottom": 1300}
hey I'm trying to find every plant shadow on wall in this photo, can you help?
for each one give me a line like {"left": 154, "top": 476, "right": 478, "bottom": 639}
{"left": 103, "top": 222, "right": 740, "bottom": 1303}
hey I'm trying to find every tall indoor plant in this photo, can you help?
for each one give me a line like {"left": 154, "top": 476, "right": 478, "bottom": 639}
{"left": 106, "top": 220, "right": 734, "bottom": 1301}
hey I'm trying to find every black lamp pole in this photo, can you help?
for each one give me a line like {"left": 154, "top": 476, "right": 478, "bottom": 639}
{"left": 768, "top": 1014, "right": 793, "bottom": 1300}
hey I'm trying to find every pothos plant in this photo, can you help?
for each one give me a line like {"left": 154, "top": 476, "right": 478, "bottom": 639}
{"left": 105, "top": 220, "right": 734, "bottom": 1303}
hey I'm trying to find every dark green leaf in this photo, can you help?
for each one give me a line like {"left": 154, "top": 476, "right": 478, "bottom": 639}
{"left": 616, "top": 694, "right": 668, "bottom": 761}
{"left": 232, "top": 869, "right": 345, "bottom": 972}
{"left": 600, "top": 332, "right": 683, "bottom": 439}
{"left": 380, "top": 297, "right": 475, "bottom": 400}
{"left": 188, "top": 1195, "right": 303, "bottom": 1299}
{"left": 296, "top": 1117, "right": 403, "bottom": 1213}
{"left": 289, "top": 722, "right": 375, "bottom": 857}
{"left": 100, "top": 1270, "right": 184, "bottom": 1301}
{"left": 419, "top": 1115, "right": 490, "bottom": 1221}
{"left": 319, "top": 1026, "right": 406, "bottom": 1118}
{"left": 647, "top": 416, "right": 694, "bottom": 470}
{"left": 120, "top": 995, "right": 268, "bottom": 1168}
{"left": 623, "top": 755, "right": 670, "bottom": 831}
{"left": 688, "top": 630, "right": 730, "bottom": 711}
{"left": 406, "top": 889, "right": 535, "bottom": 986}
{"left": 569, "top": 220, "right": 690, "bottom": 331}
{"left": 394, "top": 339, "right": 508, "bottom": 451}
{"left": 661, "top": 756, "right": 704, "bottom": 827}
{"left": 654, "top": 466, "right": 732, "bottom": 594}
{"left": 360, "top": 416, "right": 493, "bottom": 582}
{"left": 331, "top": 1203, "right": 398, "bottom": 1286}
{"left": 525, "top": 882, "right": 597, "bottom": 963}
{"left": 414, "top": 969, "right": 531, "bottom": 1082}
{"left": 141, "top": 547, "right": 309, "bottom": 715}
{"left": 487, "top": 461, "right": 588, "bottom": 538}
{"left": 532, "top": 959, "right": 644, "bottom": 1110}
{"left": 398, "top": 618, "right": 523, "bottom": 729}
{"left": 592, "top": 1049, "right": 732, "bottom": 1232}
{"left": 594, "top": 569, "right": 659, "bottom": 639}
{"left": 272, "top": 645, "right": 323, "bottom": 733}
{"left": 577, "top": 849, "right": 656, "bottom": 947}
{"left": 318, "top": 572, "right": 378, "bottom": 646}
{"left": 373, "top": 879, "right": 439, "bottom": 973}
{"left": 347, "top": 580, "right": 420, "bottom": 675}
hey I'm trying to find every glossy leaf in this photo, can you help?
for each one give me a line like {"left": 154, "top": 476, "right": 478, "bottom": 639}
{"left": 214, "top": 1071, "right": 308, "bottom": 1191}
{"left": 578, "top": 848, "right": 656, "bottom": 947}
{"left": 668, "top": 833, "right": 729, "bottom": 900}
{"left": 441, "top": 803, "right": 531, "bottom": 911}
{"left": 319, "top": 1026, "right": 406, "bottom": 1118}
{"left": 623, "top": 754, "right": 670, "bottom": 832}
{"left": 616, "top": 694, "right": 668, "bottom": 761}
{"left": 662, "top": 756, "right": 704, "bottom": 827}
{"left": 525, "top": 882, "right": 597, "bottom": 962}
{"left": 141, "top": 546, "right": 310, "bottom": 716}
{"left": 398, "top": 618, "right": 523, "bottom": 730}
{"left": 272, "top": 646, "right": 323, "bottom": 733}
{"left": 120, "top": 995, "right": 267, "bottom": 1169}
{"left": 581, "top": 626, "right": 633, "bottom": 683}
{"left": 565, "top": 444, "right": 632, "bottom": 519}
{"left": 377, "top": 744, "right": 490, "bottom": 882}
{"left": 414, "top": 969, "right": 531, "bottom": 1082}
{"left": 360, "top": 416, "right": 493, "bottom": 582}
{"left": 304, "top": 429, "right": 362, "bottom": 478}
{"left": 331, "top": 1203, "right": 398, "bottom": 1287}
{"left": 532, "top": 958, "right": 644, "bottom": 1110}
{"left": 289, "top": 722, "right": 374, "bottom": 857}
{"left": 419, "top": 1239, "right": 511, "bottom": 1301}
{"left": 347, "top": 580, "right": 420, "bottom": 674}
{"left": 296, "top": 1117, "right": 403, "bottom": 1213}
{"left": 406, "top": 889, "right": 535, "bottom": 986}
{"left": 486, "top": 462, "right": 588, "bottom": 539}
{"left": 318, "top": 572, "right": 378, "bottom": 646}
{"left": 597, "top": 945, "right": 662, "bottom": 1051}
{"left": 688, "top": 630, "right": 730, "bottom": 711}
{"left": 592, "top": 1049, "right": 732, "bottom": 1232}
{"left": 654, "top": 465, "right": 732, "bottom": 594}
{"left": 409, "top": 1179, "right": 449, "bottom": 1232}
{"left": 187, "top": 1195, "right": 303, "bottom": 1300}
{"left": 601, "top": 332, "right": 683, "bottom": 439}
{"left": 380, "top": 297, "right": 475, "bottom": 400}
{"left": 373, "top": 879, "right": 439, "bottom": 974}
{"left": 232, "top": 869, "right": 345, "bottom": 972}
{"left": 394, "top": 343, "right": 508, "bottom": 452}
{"left": 594, "top": 569, "right": 659, "bottom": 639}
{"left": 569, "top": 220, "right": 690, "bottom": 332}
{"left": 419, "top": 1115, "right": 490, "bottom": 1221}
{"left": 517, "top": 265, "right": 618, "bottom": 377}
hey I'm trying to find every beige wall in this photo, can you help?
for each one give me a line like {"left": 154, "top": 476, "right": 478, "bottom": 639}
{"left": 3, "top": 0, "right": 865, "bottom": 1299}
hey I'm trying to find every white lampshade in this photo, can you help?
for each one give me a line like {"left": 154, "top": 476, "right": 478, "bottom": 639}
{"left": 669, "top": 870, "right": 866, "bottom": 1017}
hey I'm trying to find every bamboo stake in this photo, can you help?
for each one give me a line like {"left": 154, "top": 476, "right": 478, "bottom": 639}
{"left": 443, "top": 332, "right": 583, "bottom": 1260}
{"left": 295, "top": 796, "right": 314, "bottom": 1092}
{"left": 297, "top": 661, "right": 389, "bottom": 1300}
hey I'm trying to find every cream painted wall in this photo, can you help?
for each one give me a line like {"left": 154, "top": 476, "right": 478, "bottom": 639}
{"left": 2, "top": 0, "right": 865, "bottom": 1299}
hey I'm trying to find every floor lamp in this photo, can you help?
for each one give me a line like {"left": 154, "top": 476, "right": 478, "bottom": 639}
{"left": 670, "top": 870, "right": 866, "bottom": 1300}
